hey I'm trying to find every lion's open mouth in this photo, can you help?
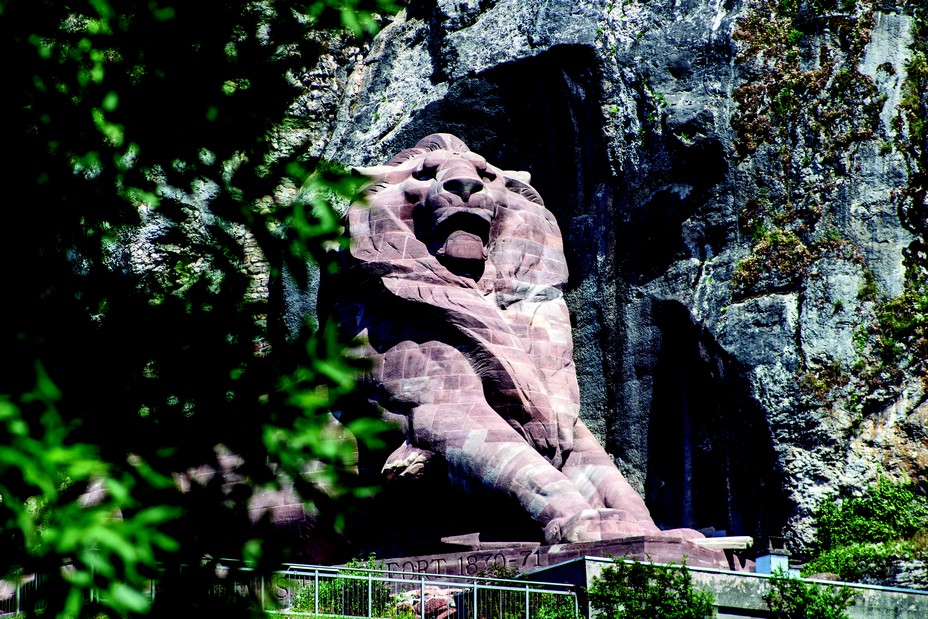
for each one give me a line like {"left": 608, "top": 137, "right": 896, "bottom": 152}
{"left": 434, "top": 210, "right": 491, "bottom": 262}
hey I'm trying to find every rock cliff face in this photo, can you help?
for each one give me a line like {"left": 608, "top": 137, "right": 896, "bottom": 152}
{"left": 296, "top": 0, "right": 928, "bottom": 552}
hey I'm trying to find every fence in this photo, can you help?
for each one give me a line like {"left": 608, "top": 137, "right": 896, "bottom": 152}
{"left": 1, "top": 563, "right": 578, "bottom": 619}
{"left": 264, "top": 564, "right": 579, "bottom": 619}
{"left": 0, "top": 572, "right": 40, "bottom": 618}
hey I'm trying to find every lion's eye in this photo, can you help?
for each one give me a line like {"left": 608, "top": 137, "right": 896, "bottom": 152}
{"left": 413, "top": 166, "right": 436, "bottom": 181}
{"left": 481, "top": 169, "right": 497, "bottom": 182}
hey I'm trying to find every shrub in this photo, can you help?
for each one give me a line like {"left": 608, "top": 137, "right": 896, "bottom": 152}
{"left": 802, "top": 477, "right": 928, "bottom": 582}
{"left": 764, "top": 570, "right": 857, "bottom": 619}
{"left": 814, "top": 477, "right": 928, "bottom": 552}
{"left": 588, "top": 557, "right": 714, "bottom": 619}
{"left": 803, "top": 540, "right": 912, "bottom": 582}
{"left": 733, "top": 228, "right": 812, "bottom": 292}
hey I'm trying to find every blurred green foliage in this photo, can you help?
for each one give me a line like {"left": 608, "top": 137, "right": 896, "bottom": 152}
{"left": 0, "top": 0, "right": 396, "bottom": 616}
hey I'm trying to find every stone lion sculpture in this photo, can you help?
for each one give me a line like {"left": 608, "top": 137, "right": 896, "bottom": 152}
{"left": 333, "top": 134, "right": 663, "bottom": 544}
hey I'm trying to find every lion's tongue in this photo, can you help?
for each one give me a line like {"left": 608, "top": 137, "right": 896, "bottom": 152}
{"left": 438, "top": 230, "right": 487, "bottom": 261}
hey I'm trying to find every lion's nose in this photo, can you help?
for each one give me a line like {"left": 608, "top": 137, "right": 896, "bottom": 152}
{"left": 442, "top": 177, "right": 484, "bottom": 201}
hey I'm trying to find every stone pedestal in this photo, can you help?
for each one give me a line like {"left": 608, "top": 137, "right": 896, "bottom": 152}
{"left": 378, "top": 535, "right": 740, "bottom": 579}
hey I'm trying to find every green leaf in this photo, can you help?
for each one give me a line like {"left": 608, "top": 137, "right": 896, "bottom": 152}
{"left": 109, "top": 582, "right": 152, "bottom": 613}
{"left": 102, "top": 90, "right": 118, "bottom": 111}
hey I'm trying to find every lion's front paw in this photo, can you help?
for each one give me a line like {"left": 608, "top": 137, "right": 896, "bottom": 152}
{"left": 381, "top": 442, "right": 434, "bottom": 481}
{"left": 544, "top": 509, "right": 659, "bottom": 544}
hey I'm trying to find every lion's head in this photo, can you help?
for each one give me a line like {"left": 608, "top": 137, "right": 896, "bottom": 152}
{"left": 352, "top": 133, "right": 553, "bottom": 285}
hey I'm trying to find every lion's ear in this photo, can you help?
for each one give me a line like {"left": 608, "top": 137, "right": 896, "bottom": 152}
{"left": 504, "top": 173, "right": 545, "bottom": 206}
{"left": 503, "top": 170, "right": 532, "bottom": 185}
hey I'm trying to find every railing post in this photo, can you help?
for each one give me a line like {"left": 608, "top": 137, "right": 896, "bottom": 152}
{"left": 472, "top": 581, "right": 478, "bottom": 619}
{"left": 525, "top": 584, "right": 530, "bottom": 619}
{"left": 314, "top": 569, "right": 319, "bottom": 616}
{"left": 420, "top": 576, "right": 426, "bottom": 619}
{"left": 368, "top": 572, "right": 373, "bottom": 618}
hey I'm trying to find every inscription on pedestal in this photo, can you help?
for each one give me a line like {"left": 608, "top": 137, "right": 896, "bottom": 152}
{"left": 385, "top": 549, "right": 540, "bottom": 578}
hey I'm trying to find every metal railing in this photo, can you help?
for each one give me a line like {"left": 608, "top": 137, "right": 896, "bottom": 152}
{"left": 1, "top": 563, "right": 579, "bottom": 619}
{"left": 264, "top": 564, "right": 579, "bottom": 619}
{"left": 0, "top": 572, "right": 40, "bottom": 618}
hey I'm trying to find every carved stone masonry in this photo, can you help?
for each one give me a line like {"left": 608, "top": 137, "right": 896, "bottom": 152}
{"left": 335, "top": 134, "right": 681, "bottom": 545}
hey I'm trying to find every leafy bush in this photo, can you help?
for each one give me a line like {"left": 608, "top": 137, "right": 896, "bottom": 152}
{"left": 588, "top": 558, "right": 714, "bottom": 619}
{"left": 814, "top": 477, "right": 928, "bottom": 552}
{"left": 802, "top": 477, "right": 928, "bottom": 582}
{"left": 533, "top": 593, "right": 577, "bottom": 619}
{"left": 803, "top": 540, "right": 916, "bottom": 582}
{"left": 764, "top": 570, "right": 857, "bottom": 619}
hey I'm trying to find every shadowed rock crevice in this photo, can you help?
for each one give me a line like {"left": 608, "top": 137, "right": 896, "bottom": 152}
{"left": 645, "top": 301, "right": 790, "bottom": 540}
{"left": 617, "top": 117, "right": 730, "bottom": 283}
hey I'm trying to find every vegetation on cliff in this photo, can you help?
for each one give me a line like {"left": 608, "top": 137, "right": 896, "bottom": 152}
{"left": 713, "top": 0, "right": 928, "bottom": 566}
{"left": 805, "top": 477, "right": 928, "bottom": 583}
{"left": 732, "top": 0, "right": 928, "bottom": 502}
